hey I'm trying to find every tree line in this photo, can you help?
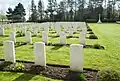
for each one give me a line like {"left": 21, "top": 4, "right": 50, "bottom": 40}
{"left": 6, "top": 0, "right": 120, "bottom": 22}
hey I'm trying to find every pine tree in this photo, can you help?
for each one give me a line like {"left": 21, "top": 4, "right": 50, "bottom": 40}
{"left": 6, "top": 7, "right": 13, "bottom": 21}
{"left": 76, "top": 0, "right": 84, "bottom": 21}
{"left": 38, "top": 0, "right": 44, "bottom": 20}
{"left": 47, "top": 0, "right": 57, "bottom": 20}
{"left": 67, "top": 0, "right": 75, "bottom": 20}
{"left": 12, "top": 3, "right": 26, "bottom": 22}
{"left": 31, "top": 0, "right": 35, "bottom": 12}
{"left": 6, "top": 3, "right": 26, "bottom": 22}
{"left": 29, "top": 0, "right": 38, "bottom": 22}
{"left": 57, "top": 1, "right": 66, "bottom": 20}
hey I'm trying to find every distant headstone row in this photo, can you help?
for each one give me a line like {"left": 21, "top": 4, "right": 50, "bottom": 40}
{"left": 0, "top": 22, "right": 87, "bottom": 45}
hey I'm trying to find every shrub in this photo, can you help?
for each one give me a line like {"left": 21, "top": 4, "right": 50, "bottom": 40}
{"left": 78, "top": 72, "right": 85, "bottom": 81}
{"left": 87, "top": 28, "right": 92, "bottom": 31}
{"left": 73, "top": 32, "right": 77, "bottom": 34}
{"left": 89, "top": 34, "right": 98, "bottom": 39}
{"left": 16, "top": 33, "right": 25, "bottom": 37}
{"left": 13, "top": 63, "right": 25, "bottom": 71}
{"left": 32, "top": 35, "right": 37, "bottom": 37}
{"left": 89, "top": 31, "right": 94, "bottom": 34}
{"left": 16, "top": 31, "right": 21, "bottom": 33}
{"left": 0, "top": 42, "right": 3, "bottom": 46}
{"left": 67, "top": 36, "right": 73, "bottom": 38}
{"left": 98, "top": 69, "right": 120, "bottom": 81}
{"left": 94, "top": 44, "right": 101, "bottom": 49}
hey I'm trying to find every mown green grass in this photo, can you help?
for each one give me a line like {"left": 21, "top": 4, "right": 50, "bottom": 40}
{"left": 0, "top": 71, "right": 61, "bottom": 81}
{"left": 0, "top": 23, "right": 120, "bottom": 81}
{"left": 84, "top": 23, "right": 120, "bottom": 70}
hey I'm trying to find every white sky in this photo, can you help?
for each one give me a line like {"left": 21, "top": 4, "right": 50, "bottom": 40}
{"left": 0, "top": 0, "right": 48, "bottom": 20}
{"left": 0, "top": 0, "right": 120, "bottom": 20}
{"left": 0, "top": 0, "right": 63, "bottom": 20}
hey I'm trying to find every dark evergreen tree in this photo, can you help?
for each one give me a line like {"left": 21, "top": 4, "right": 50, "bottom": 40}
{"left": 67, "top": 0, "right": 75, "bottom": 20}
{"left": 38, "top": 0, "right": 44, "bottom": 20}
{"left": 31, "top": 0, "right": 35, "bottom": 12}
{"left": 12, "top": 3, "right": 26, "bottom": 22}
{"left": 57, "top": 1, "right": 66, "bottom": 20}
{"left": 107, "top": 0, "right": 113, "bottom": 20}
{"left": 6, "top": 3, "right": 26, "bottom": 22}
{"left": 29, "top": 0, "right": 39, "bottom": 22}
{"left": 6, "top": 7, "right": 13, "bottom": 21}
{"left": 47, "top": 0, "right": 57, "bottom": 20}
{"left": 76, "top": 0, "right": 85, "bottom": 21}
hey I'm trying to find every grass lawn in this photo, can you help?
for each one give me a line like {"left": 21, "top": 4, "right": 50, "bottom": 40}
{"left": 0, "top": 71, "right": 61, "bottom": 81}
{"left": 0, "top": 23, "right": 120, "bottom": 80}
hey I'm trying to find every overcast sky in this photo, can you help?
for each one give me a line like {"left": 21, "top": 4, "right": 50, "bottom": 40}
{"left": 0, "top": 0, "right": 119, "bottom": 20}
{"left": 0, "top": 0, "right": 63, "bottom": 19}
{"left": 0, "top": 0, "right": 49, "bottom": 11}
{"left": 0, "top": 0, "right": 48, "bottom": 19}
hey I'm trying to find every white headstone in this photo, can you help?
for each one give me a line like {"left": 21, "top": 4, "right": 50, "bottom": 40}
{"left": 44, "top": 26, "right": 49, "bottom": 33}
{"left": 33, "top": 27, "right": 38, "bottom": 35}
{"left": 12, "top": 27, "right": 16, "bottom": 36}
{"left": 42, "top": 31, "right": 48, "bottom": 44}
{"left": 0, "top": 27, "right": 4, "bottom": 36}
{"left": 72, "top": 23, "right": 77, "bottom": 33}
{"left": 4, "top": 41, "right": 16, "bottom": 63}
{"left": 60, "top": 32, "right": 66, "bottom": 45}
{"left": 69, "top": 27, "right": 74, "bottom": 36}
{"left": 25, "top": 31, "right": 32, "bottom": 43}
{"left": 82, "top": 28, "right": 87, "bottom": 34}
{"left": 34, "top": 42, "right": 46, "bottom": 66}
{"left": 10, "top": 32, "right": 16, "bottom": 43}
{"left": 79, "top": 32, "right": 86, "bottom": 45}
{"left": 70, "top": 44, "right": 83, "bottom": 72}
{"left": 55, "top": 23, "right": 61, "bottom": 35}
{"left": 12, "top": 27, "right": 16, "bottom": 32}
{"left": 21, "top": 26, "right": 26, "bottom": 34}
{"left": 51, "top": 23, "right": 55, "bottom": 30}
{"left": 43, "top": 23, "right": 49, "bottom": 33}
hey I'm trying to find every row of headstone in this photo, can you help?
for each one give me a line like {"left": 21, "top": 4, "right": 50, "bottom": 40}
{"left": 9, "top": 30, "right": 86, "bottom": 45}
{"left": 4, "top": 41, "right": 83, "bottom": 72}
{"left": 1, "top": 22, "right": 86, "bottom": 35}
{"left": 1, "top": 22, "right": 87, "bottom": 45}
{"left": 80, "top": 22, "right": 87, "bottom": 45}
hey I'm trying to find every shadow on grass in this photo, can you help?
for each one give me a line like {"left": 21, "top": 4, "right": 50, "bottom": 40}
{"left": 16, "top": 33, "right": 25, "bottom": 37}
{"left": 13, "top": 73, "right": 35, "bottom": 81}
{"left": 46, "top": 43, "right": 70, "bottom": 47}
{"left": 0, "top": 35, "right": 9, "bottom": 37}
{"left": 66, "top": 36, "right": 79, "bottom": 39}
{"left": 84, "top": 44, "right": 105, "bottom": 50}
{"left": 15, "top": 42, "right": 27, "bottom": 48}
{"left": 51, "top": 45, "right": 63, "bottom": 50}
{"left": 49, "top": 35, "right": 59, "bottom": 38}
{"left": 32, "top": 35, "right": 42, "bottom": 37}
{"left": 0, "top": 42, "right": 3, "bottom": 46}
{"left": 37, "top": 35, "right": 42, "bottom": 38}
{"left": 73, "top": 32, "right": 80, "bottom": 34}
{"left": 29, "top": 42, "right": 105, "bottom": 50}
{"left": 49, "top": 31, "right": 56, "bottom": 34}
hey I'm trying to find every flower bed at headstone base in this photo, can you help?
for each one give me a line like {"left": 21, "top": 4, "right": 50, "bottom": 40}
{"left": 0, "top": 60, "right": 99, "bottom": 81}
